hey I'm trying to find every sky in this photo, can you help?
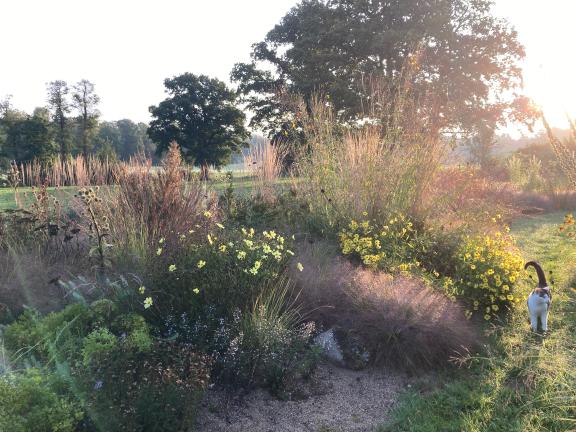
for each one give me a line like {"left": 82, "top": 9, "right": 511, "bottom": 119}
{"left": 1, "top": 0, "right": 575, "bottom": 133}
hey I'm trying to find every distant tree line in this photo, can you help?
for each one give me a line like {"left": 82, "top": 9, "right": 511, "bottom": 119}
{"left": 0, "top": 80, "right": 155, "bottom": 169}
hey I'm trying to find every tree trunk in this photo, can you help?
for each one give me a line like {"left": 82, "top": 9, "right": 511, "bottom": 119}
{"left": 200, "top": 163, "right": 209, "bottom": 181}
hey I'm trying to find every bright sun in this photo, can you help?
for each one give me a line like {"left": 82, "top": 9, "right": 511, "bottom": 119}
{"left": 495, "top": 0, "right": 576, "bottom": 130}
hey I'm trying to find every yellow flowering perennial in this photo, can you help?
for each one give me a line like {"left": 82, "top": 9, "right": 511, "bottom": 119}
{"left": 451, "top": 232, "right": 524, "bottom": 320}
{"left": 340, "top": 216, "right": 524, "bottom": 321}
{"left": 339, "top": 215, "right": 424, "bottom": 273}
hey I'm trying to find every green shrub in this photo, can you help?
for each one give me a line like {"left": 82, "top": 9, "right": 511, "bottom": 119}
{"left": 0, "top": 368, "right": 84, "bottom": 432}
{"left": 78, "top": 340, "right": 210, "bottom": 431}
{"left": 151, "top": 223, "right": 303, "bottom": 317}
{"left": 338, "top": 216, "right": 524, "bottom": 322}
{"left": 216, "top": 281, "right": 318, "bottom": 395}
{"left": 4, "top": 304, "right": 92, "bottom": 365}
{"left": 506, "top": 154, "right": 546, "bottom": 192}
{"left": 4, "top": 301, "right": 209, "bottom": 431}
{"left": 81, "top": 328, "right": 118, "bottom": 366}
{"left": 338, "top": 215, "right": 443, "bottom": 274}
{"left": 447, "top": 232, "right": 524, "bottom": 320}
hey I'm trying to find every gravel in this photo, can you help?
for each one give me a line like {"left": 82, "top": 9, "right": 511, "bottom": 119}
{"left": 195, "top": 362, "right": 405, "bottom": 432}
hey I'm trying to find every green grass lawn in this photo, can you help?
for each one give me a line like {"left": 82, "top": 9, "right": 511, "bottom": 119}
{"left": 0, "top": 177, "right": 293, "bottom": 211}
{"left": 379, "top": 212, "right": 576, "bottom": 432}
{"left": 0, "top": 186, "right": 79, "bottom": 211}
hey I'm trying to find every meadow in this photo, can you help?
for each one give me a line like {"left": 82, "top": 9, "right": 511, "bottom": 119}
{"left": 1, "top": 97, "right": 575, "bottom": 432}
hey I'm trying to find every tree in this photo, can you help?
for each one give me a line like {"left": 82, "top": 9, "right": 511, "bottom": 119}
{"left": 4, "top": 108, "right": 57, "bottom": 162}
{"left": 46, "top": 81, "right": 71, "bottom": 158}
{"left": 467, "top": 120, "right": 496, "bottom": 169}
{"left": 148, "top": 73, "right": 249, "bottom": 179}
{"left": 72, "top": 79, "right": 100, "bottom": 160}
{"left": 138, "top": 122, "right": 156, "bottom": 159}
{"left": 117, "top": 119, "right": 144, "bottom": 160}
{"left": 232, "top": 0, "right": 525, "bottom": 138}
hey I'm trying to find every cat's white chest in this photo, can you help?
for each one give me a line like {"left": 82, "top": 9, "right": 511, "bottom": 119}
{"left": 527, "top": 293, "right": 550, "bottom": 313}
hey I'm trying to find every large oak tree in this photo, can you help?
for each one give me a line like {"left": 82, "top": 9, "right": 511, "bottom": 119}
{"left": 148, "top": 73, "right": 248, "bottom": 179}
{"left": 231, "top": 0, "right": 526, "bottom": 139}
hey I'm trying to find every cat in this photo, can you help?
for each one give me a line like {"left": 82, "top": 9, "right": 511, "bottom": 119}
{"left": 524, "top": 261, "right": 552, "bottom": 332}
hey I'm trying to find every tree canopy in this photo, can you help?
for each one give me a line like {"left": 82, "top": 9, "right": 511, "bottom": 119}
{"left": 231, "top": 0, "right": 526, "bottom": 138}
{"left": 2, "top": 108, "right": 57, "bottom": 163}
{"left": 148, "top": 73, "right": 249, "bottom": 179}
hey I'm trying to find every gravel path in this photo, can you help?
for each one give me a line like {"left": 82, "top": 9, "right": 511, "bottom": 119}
{"left": 195, "top": 363, "right": 405, "bottom": 432}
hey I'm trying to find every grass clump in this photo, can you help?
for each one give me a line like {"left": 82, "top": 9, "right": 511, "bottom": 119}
{"left": 104, "top": 142, "right": 208, "bottom": 264}
{"left": 295, "top": 247, "right": 477, "bottom": 372}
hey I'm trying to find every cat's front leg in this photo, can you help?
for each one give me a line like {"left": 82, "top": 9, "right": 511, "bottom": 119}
{"left": 541, "top": 309, "right": 549, "bottom": 332}
{"left": 530, "top": 312, "right": 538, "bottom": 332}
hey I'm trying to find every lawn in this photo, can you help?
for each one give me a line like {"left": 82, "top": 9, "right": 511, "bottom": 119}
{"left": 0, "top": 186, "right": 78, "bottom": 211}
{"left": 379, "top": 212, "right": 576, "bottom": 432}
{"left": 0, "top": 177, "right": 293, "bottom": 211}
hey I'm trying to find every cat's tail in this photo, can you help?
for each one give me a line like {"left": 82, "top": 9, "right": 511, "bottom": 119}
{"left": 525, "top": 261, "right": 548, "bottom": 287}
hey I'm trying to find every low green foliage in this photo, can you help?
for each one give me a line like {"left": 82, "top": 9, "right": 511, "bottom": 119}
{"left": 0, "top": 368, "right": 84, "bottom": 432}
{"left": 2, "top": 299, "right": 210, "bottom": 431}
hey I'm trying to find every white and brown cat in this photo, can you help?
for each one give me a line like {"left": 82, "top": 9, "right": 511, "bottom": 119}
{"left": 524, "top": 261, "right": 552, "bottom": 333}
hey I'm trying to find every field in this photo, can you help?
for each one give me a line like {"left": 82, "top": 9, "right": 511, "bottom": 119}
{"left": 0, "top": 176, "right": 294, "bottom": 211}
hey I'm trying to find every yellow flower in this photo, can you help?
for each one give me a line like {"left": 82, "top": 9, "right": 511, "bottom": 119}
{"left": 484, "top": 314, "right": 491, "bottom": 321}
{"left": 219, "top": 244, "right": 227, "bottom": 253}
{"left": 249, "top": 260, "right": 262, "bottom": 275}
{"left": 159, "top": 237, "right": 165, "bottom": 244}
{"left": 297, "top": 262, "right": 304, "bottom": 272}
{"left": 144, "top": 297, "right": 153, "bottom": 309}
{"left": 207, "top": 234, "right": 213, "bottom": 245}
{"left": 156, "top": 247, "right": 163, "bottom": 256}
{"left": 203, "top": 210, "right": 212, "bottom": 219}
{"left": 193, "top": 288, "right": 200, "bottom": 295}
{"left": 138, "top": 286, "right": 146, "bottom": 295}
{"left": 197, "top": 260, "right": 206, "bottom": 269}
{"left": 470, "top": 264, "right": 476, "bottom": 270}
{"left": 168, "top": 264, "right": 177, "bottom": 272}
{"left": 491, "top": 304, "right": 499, "bottom": 311}
{"left": 237, "top": 251, "right": 246, "bottom": 260}
{"left": 216, "top": 223, "right": 225, "bottom": 229}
